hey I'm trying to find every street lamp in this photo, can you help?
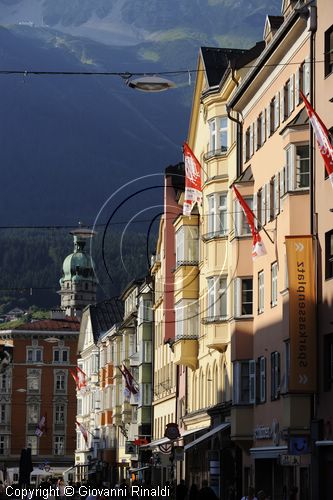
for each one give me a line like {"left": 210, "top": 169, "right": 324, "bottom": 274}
{"left": 127, "top": 76, "right": 176, "bottom": 92}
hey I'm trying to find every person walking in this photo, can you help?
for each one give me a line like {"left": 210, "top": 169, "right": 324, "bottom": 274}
{"left": 176, "top": 480, "right": 188, "bottom": 500}
{"left": 241, "top": 486, "right": 258, "bottom": 500}
{"left": 197, "top": 480, "right": 218, "bottom": 500}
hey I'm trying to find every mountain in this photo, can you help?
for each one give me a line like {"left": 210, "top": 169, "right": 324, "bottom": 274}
{"left": 0, "top": 0, "right": 281, "bottom": 46}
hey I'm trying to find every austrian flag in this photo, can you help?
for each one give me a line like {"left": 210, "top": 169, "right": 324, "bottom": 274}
{"left": 300, "top": 91, "right": 333, "bottom": 186}
{"left": 119, "top": 364, "right": 139, "bottom": 400}
{"left": 183, "top": 143, "right": 202, "bottom": 216}
{"left": 76, "top": 421, "right": 88, "bottom": 444}
{"left": 70, "top": 366, "right": 87, "bottom": 392}
{"left": 233, "top": 185, "right": 266, "bottom": 260}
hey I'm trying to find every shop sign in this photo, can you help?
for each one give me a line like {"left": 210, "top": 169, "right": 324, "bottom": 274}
{"left": 164, "top": 423, "right": 180, "bottom": 440}
{"left": 125, "top": 441, "right": 137, "bottom": 454}
{"left": 289, "top": 436, "right": 310, "bottom": 455}
{"left": 254, "top": 426, "right": 272, "bottom": 440}
{"left": 280, "top": 455, "right": 301, "bottom": 466}
{"left": 286, "top": 236, "right": 316, "bottom": 392}
{"left": 174, "top": 446, "right": 184, "bottom": 461}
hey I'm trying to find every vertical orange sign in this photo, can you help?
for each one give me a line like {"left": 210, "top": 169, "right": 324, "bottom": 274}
{"left": 286, "top": 236, "right": 316, "bottom": 392}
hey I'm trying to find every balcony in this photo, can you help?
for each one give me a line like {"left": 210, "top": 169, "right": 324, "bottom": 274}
{"left": 203, "top": 318, "right": 229, "bottom": 352}
{"left": 173, "top": 337, "right": 198, "bottom": 371}
{"left": 203, "top": 146, "right": 227, "bottom": 161}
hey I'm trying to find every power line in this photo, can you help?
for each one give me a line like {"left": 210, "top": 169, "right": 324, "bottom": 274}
{"left": 0, "top": 59, "right": 327, "bottom": 78}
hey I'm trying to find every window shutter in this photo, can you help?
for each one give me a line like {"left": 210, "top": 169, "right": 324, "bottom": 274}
{"left": 254, "top": 120, "right": 258, "bottom": 151}
{"left": 233, "top": 363, "right": 240, "bottom": 404}
{"left": 266, "top": 104, "right": 271, "bottom": 138}
{"left": 262, "top": 110, "right": 266, "bottom": 144}
{"left": 304, "top": 57, "right": 310, "bottom": 96}
{"left": 275, "top": 92, "right": 280, "bottom": 128}
{"left": 249, "top": 123, "right": 254, "bottom": 157}
{"left": 266, "top": 182, "right": 271, "bottom": 222}
{"left": 235, "top": 201, "right": 241, "bottom": 236}
{"left": 260, "top": 357, "right": 266, "bottom": 402}
{"left": 274, "top": 174, "right": 280, "bottom": 216}
{"left": 234, "top": 278, "right": 241, "bottom": 317}
{"left": 253, "top": 192, "right": 258, "bottom": 229}
{"left": 280, "top": 88, "right": 285, "bottom": 122}
{"left": 249, "top": 360, "right": 256, "bottom": 404}
{"left": 290, "top": 74, "right": 295, "bottom": 113}
{"left": 295, "top": 68, "right": 300, "bottom": 105}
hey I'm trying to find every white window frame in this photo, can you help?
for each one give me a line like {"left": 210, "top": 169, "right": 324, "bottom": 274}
{"left": 274, "top": 93, "right": 280, "bottom": 130}
{"left": 207, "top": 192, "right": 228, "bottom": 236}
{"left": 286, "top": 143, "right": 310, "bottom": 191}
{"left": 271, "top": 262, "right": 278, "bottom": 307}
{"left": 233, "top": 360, "right": 256, "bottom": 405}
{"left": 175, "top": 300, "right": 199, "bottom": 339}
{"left": 235, "top": 196, "right": 253, "bottom": 236}
{"left": 54, "top": 436, "right": 65, "bottom": 456}
{"left": 207, "top": 276, "right": 227, "bottom": 319}
{"left": 54, "top": 370, "right": 67, "bottom": 394}
{"left": 258, "top": 271, "right": 264, "bottom": 314}
{"left": 259, "top": 356, "right": 266, "bottom": 403}
{"left": 55, "top": 404, "right": 65, "bottom": 424}
{"left": 26, "top": 348, "right": 43, "bottom": 363}
{"left": 27, "top": 404, "right": 39, "bottom": 424}
{"left": 175, "top": 226, "right": 199, "bottom": 266}
{"left": 234, "top": 277, "right": 253, "bottom": 317}
{"left": 209, "top": 116, "right": 228, "bottom": 153}
{"left": 53, "top": 348, "right": 69, "bottom": 364}
{"left": 27, "top": 435, "right": 38, "bottom": 456}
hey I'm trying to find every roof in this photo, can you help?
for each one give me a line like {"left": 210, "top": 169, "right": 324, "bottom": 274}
{"left": 201, "top": 47, "right": 248, "bottom": 87}
{"left": 234, "top": 165, "right": 254, "bottom": 184}
{"left": 10, "top": 317, "right": 80, "bottom": 332}
{"left": 279, "top": 106, "right": 309, "bottom": 134}
{"left": 89, "top": 298, "right": 124, "bottom": 340}
{"left": 267, "top": 15, "right": 284, "bottom": 31}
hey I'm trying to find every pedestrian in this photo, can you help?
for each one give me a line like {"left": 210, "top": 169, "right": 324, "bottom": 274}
{"left": 241, "top": 486, "right": 258, "bottom": 500}
{"left": 197, "top": 480, "right": 218, "bottom": 500}
{"left": 176, "top": 480, "right": 188, "bottom": 500}
{"left": 188, "top": 484, "right": 199, "bottom": 500}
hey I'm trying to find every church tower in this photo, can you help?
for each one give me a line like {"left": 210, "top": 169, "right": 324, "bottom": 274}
{"left": 59, "top": 227, "right": 97, "bottom": 317}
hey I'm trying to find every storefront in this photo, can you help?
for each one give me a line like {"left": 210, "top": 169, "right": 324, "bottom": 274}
{"left": 314, "top": 441, "right": 333, "bottom": 500}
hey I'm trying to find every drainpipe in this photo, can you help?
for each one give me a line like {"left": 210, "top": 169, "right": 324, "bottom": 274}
{"left": 227, "top": 105, "right": 243, "bottom": 179}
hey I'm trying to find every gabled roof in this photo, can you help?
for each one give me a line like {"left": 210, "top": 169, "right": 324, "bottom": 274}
{"left": 234, "top": 165, "right": 254, "bottom": 184}
{"left": 88, "top": 298, "right": 124, "bottom": 340}
{"left": 280, "top": 106, "right": 309, "bottom": 134}
{"left": 264, "top": 15, "right": 284, "bottom": 38}
{"left": 200, "top": 47, "right": 248, "bottom": 88}
{"left": 10, "top": 317, "right": 80, "bottom": 332}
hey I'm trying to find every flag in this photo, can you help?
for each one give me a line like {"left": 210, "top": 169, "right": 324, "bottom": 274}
{"left": 300, "top": 91, "right": 333, "bottom": 186}
{"left": 76, "top": 421, "right": 88, "bottom": 444}
{"left": 183, "top": 143, "right": 202, "bottom": 216}
{"left": 118, "top": 364, "right": 139, "bottom": 400}
{"left": 70, "top": 366, "right": 87, "bottom": 392}
{"left": 35, "top": 414, "right": 47, "bottom": 437}
{"left": 233, "top": 185, "right": 266, "bottom": 259}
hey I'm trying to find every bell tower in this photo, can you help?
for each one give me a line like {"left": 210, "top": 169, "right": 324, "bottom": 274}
{"left": 59, "top": 227, "right": 97, "bottom": 317}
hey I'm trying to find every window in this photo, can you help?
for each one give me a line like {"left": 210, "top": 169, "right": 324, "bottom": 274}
{"left": 286, "top": 144, "right": 310, "bottom": 190}
{"left": 273, "top": 175, "right": 280, "bottom": 217}
{"left": 235, "top": 197, "right": 253, "bottom": 236}
{"left": 54, "top": 436, "right": 65, "bottom": 455}
{"left": 27, "top": 370, "right": 40, "bottom": 393}
{"left": 325, "top": 25, "right": 333, "bottom": 77}
{"left": 0, "top": 405, "right": 7, "bottom": 424}
{"left": 0, "top": 436, "right": 8, "bottom": 455}
{"left": 207, "top": 193, "right": 228, "bottom": 237}
{"left": 143, "top": 341, "right": 152, "bottom": 363}
{"left": 207, "top": 277, "right": 227, "bottom": 319}
{"left": 27, "top": 436, "right": 38, "bottom": 456}
{"left": 302, "top": 58, "right": 310, "bottom": 95}
{"left": 208, "top": 117, "right": 228, "bottom": 154}
{"left": 141, "top": 384, "right": 152, "bottom": 406}
{"left": 284, "top": 341, "right": 290, "bottom": 393}
{"left": 234, "top": 278, "right": 253, "bottom": 317}
{"left": 0, "top": 373, "right": 9, "bottom": 392}
{"left": 27, "top": 404, "right": 39, "bottom": 424}
{"left": 286, "top": 75, "right": 295, "bottom": 116}
{"left": 175, "top": 300, "right": 199, "bottom": 339}
{"left": 55, "top": 404, "right": 65, "bottom": 424}
{"left": 53, "top": 349, "right": 69, "bottom": 363}
{"left": 274, "top": 93, "right": 280, "bottom": 130}
{"left": 258, "top": 271, "right": 264, "bottom": 314}
{"left": 261, "top": 111, "right": 266, "bottom": 145}
{"left": 26, "top": 348, "right": 43, "bottom": 363}
{"left": 259, "top": 357, "right": 266, "bottom": 403}
{"left": 244, "top": 127, "right": 250, "bottom": 162}
{"left": 271, "top": 262, "right": 278, "bottom": 307}
{"left": 271, "top": 352, "right": 281, "bottom": 400}
{"left": 233, "top": 360, "right": 256, "bottom": 404}
{"left": 325, "top": 230, "right": 333, "bottom": 279}
{"left": 54, "top": 371, "right": 67, "bottom": 393}
{"left": 175, "top": 226, "right": 199, "bottom": 266}
{"left": 257, "top": 114, "right": 262, "bottom": 148}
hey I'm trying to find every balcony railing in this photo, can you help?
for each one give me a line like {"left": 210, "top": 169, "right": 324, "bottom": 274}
{"left": 202, "top": 315, "right": 228, "bottom": 324}
{"left": 203, "top": 146, "right": 228, "bottom": 161}
{"left": 175, "top": 260, "right": 199, "bottom": 268}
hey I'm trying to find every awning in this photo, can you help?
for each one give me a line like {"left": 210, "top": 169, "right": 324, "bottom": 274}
{"left": 129, "top": 466, "right": 150, "bottom": 473}
{"left": 250, "top": 446, "right": 288, "bottom": 459}
{"left": 142, "top": 426, "right": 210, "bottom": 449}
{"left": 315, "top": 440, "right": 333, "bottom": 447}
{"left": 184, "top": 423, "right": 230, "bottom": 451}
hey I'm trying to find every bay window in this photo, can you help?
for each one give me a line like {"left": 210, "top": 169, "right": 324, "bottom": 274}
{"left": 175, "top": 300, "right": 199, "bottom": 339}
{"left": 208, "top": 116, "right": 228, "bottom": 155}
{"left": 207, "top": 193, "right": 227, "bottom": 237}
{"left": 285, "top": 143, "right": 310, "bottom": 190}
{"left": 235, "top": 196, "right": 253, "bottom": 236}
{"left": 175, "top": 226, "right": 199, "bottom": 266}
{"left": 206, "top": 277, "right": 227, "bottom": 319}
{"left": 234, "top": 277, "right": 253, "bottom": 317}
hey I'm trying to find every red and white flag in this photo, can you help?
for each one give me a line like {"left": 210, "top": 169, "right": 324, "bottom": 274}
{"left": 76, "top": 421, "right": 88, "bottom": 444}
{"left": 119, "top": 364, "right": 139, "bottom": 400}
{"left": 300, "top": 91, "right": 333, "bottom": 186}
{"left": 70, "top": 366, "right": 87, "bottom": 392}
{"left": 233, "top": 185, "right": 266, "bottom": 260}
{"left": 183, "top": 143, "right": 202, "bottom": 216}
{"left": 35, "top": 414, "right": 47, "bottom": 437}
